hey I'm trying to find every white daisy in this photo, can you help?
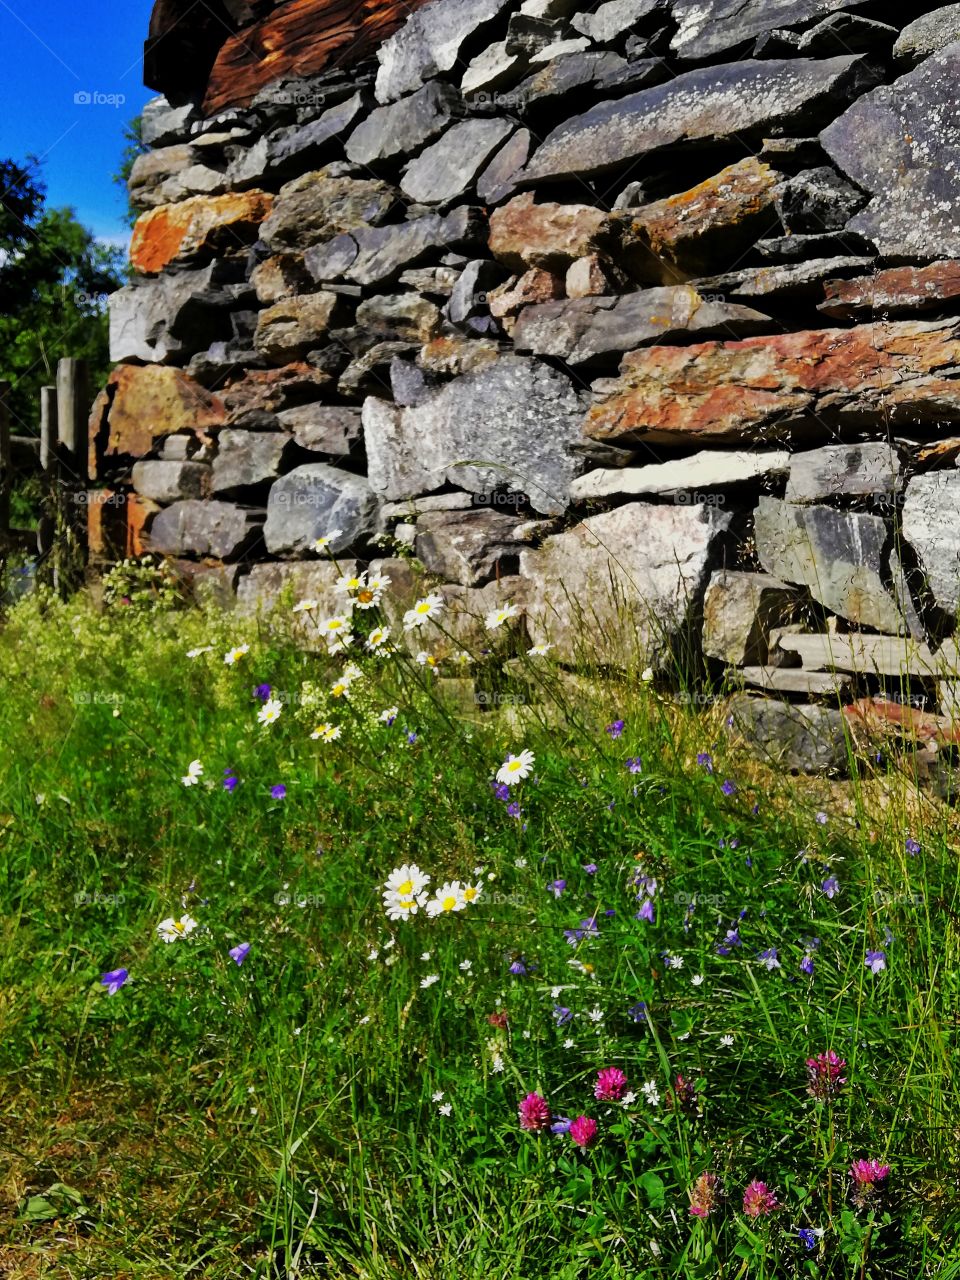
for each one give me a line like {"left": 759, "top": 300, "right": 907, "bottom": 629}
{"left": 460, "top": 882, "right": 483, "bottom": 907}
{"left": 329, "top": 679, "right": 352, "bottom": 700}
{"left": 496, "top": 748, "right": 535, "bottom": 786}
{"left": 420, "top": 974, "right": 440, "bottom": 988}
{"left": 426, "top": 882, "right": 466, "bottom": 917}
{"left": 319, "top": 614, "right": 351, "bottom": 638}
{"left": 310, "top": 722, "right": 341, "bottom": 742}
{"left": 335, "top": 572, "right": 367, "bottom": 595}
{"left": 416, "top": 651, "right": 440, "bottom": 674}
{"left": 366, "top": 626, "right": 391, "bottom": 652}
{"left": 342, "top": 663, "right": 363, "bottom": 683}
{"left": 186, "top": 646, "right": 213, "bottom": 659}
{"left": 313, "top": 529, "right": 343, "bottom": 553}
{"left": 384, "top": 864, "right": 430, "bottom": 898}
{"left": 485, "top": 602, "right": 519, "bottom": 631}
{"left": 223, "top": 644, "right": 249, "bottom": 665}
{"left": 691, "top": 974, "right": 704, "bottom": 987}
{"left": 292, "top": 598, "right": 318, "bottom": 614}
{"left": 181, "top": 759, "right": 203, "bottom": 787}
{"left": 157, "top": 914, "right": 198, "bottom": 943}
{"left": 527, "top": 642, "right": 552, "bottom": 656}
{"left": 403, "top": 593, "right": 445, "bottom": 630}
{"left": 258, "top": 698, "right": 283, "bottom": 726}
{"left": 384, "top": 893, "right": 427, "bottom": 922}
{"left": 453, "top": 650, "right": 473, "bottom": 666}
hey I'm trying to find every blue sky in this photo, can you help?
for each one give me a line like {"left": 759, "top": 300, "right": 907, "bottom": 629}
{"left": 2, "top": 0, "right": 158, "bottom": 250}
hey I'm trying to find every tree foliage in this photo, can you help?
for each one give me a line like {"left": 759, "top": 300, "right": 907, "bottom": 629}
{"left": 0, "top": 159, "right": 126, "bottom": 434}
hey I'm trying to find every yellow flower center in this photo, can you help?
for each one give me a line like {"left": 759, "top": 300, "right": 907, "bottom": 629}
{"left": 463, "top": 887, "right": 477, "bottom": 902}
{"left": 441, "top": 895, "right": 457, "bottom": 912}
{"left": 397, "top": 879, "right": 413, "bottom": 896}
{"left": 399, "top": 898, "right": 416, "bottom": 911}
{"left": 507, "top": 760, "right": 522, "bottom": 773}
{"left": 416, "top": 602, "right": 430, "bottom": 614}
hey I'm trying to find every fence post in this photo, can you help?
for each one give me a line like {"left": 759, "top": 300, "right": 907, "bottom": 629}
{"left": 40, "top": 385, "right": 57, "bottom": 472}
{"left": 56, "top": 358, "right": 88, "bottom": 484}
{"left": 0, "top": 381, "right": 10, "bottom": 538}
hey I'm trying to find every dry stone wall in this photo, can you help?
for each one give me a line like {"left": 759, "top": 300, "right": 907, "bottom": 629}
{"left": 93, "top": 0, "right": 960, "bottom": 768}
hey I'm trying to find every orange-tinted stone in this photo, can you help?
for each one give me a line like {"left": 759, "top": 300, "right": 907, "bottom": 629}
{"left": 130, "top": 190, "right": 274, "bottom": 274}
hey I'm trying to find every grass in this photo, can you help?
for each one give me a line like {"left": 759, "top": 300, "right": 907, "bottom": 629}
{"left": 1, "top": 575, "right": 960, "bottom": 1278}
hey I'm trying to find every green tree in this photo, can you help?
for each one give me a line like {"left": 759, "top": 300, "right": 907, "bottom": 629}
{"left": 0, "top": 160, "right": 125, "bottom": 435}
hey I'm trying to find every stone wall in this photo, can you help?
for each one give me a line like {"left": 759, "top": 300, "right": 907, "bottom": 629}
{"left": 93, "top": 0, "right": 960, "bottom": 765}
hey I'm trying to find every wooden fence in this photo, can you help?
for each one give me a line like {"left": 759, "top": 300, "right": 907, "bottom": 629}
{"left": 0, "top": 358, "right": 89, "bottom": 566}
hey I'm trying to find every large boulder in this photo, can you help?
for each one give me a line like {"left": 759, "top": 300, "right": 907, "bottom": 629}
{"left": 363, "top": 355, "right": 583, "bottom": 516}
{"left": 263, "top": 464, "right": 378, "bottom": 556}
{"left": 893, "top": 5, "right": 960, "bottom": 64}
{"left": 109, "top": 264, "right": 236, "bottom": 363}
{"left": 754, "top": 497, "right": 905, "bottom": 634}
{"left": 523, "top": 55, "right": 867, "bottom": 182}
{"left": 821, "top": 45, "right": 960, "bottom": 258}
{"left": 726, "top": 694, "right": 849, "bottom": 774}
{"left": 902, "top": 472, "right": 960, "bottom": 614}
{"left": 520, "top": 502, "right": 731, "bottom": 665}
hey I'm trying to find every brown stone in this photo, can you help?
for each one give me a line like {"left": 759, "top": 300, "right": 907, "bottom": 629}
{"left": 250, "top": 254, "right": 312, "bottom": 305}
{"left": 222, "top": 364, "right": 333, "bottom": 419}
{"left": 819, "top": 260, "right": 960, "bottom": 320}
{"left": 586, "top": 319, "right": 960, "bottom": 446}
{"left": 487, "top": 268, "right": 565, "bottom": 334}
{"left": 130, "top": 190, "right": 274, "bottom": 274}
{"left": 417, "top": 336, "right": 502, "bottom": 378}
{"left": 566, "top": 255, "right": 618, "bottom": 298}
{"left": 613, "top": 158, "right": 782, "bottom": 284}
{"left": 90, "top": 365, "right": 226, "bottom": 475}
{"left": 253, "top": 292, "right": 343, "bottom": 363}
{"left": 844, "top": 696, "right": 960, "bottom": 748}
{"left": 199, "top": 0, "right": 432, "bottom": 115}
{"left": 489, "top": 192, "right": 610, "bottom": 273}
{"left": 88, "top": 491, "right": 158, "bottom": 562}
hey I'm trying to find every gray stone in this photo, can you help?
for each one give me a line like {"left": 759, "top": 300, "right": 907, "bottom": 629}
{"left": 263, "top": 464, "right": 378, "bottom": 557}
{"left": 375, "top": 0, "right": 514, "bottom": 103}
{"left": 477, "top": 128, "right": 532, "bottom": 205}
{"left": 461, "top": 42, "right": 527, "bottom": 96}
{"left": 128, "top": 145, "right": 227, "bottom": 209}
{"left": 275, "top": 404, "right": 362, "bottom": 456}
{"left": 211, "top": 429, "right": 292, "bottom": 495}
{"left": 797, "top": 13, "right": 897, "bottom": 55}
{"left": 249, "top": 254, "right": 312, "bottom": 305}
{"left": 400, "top": 118, "right": 515, "bottom": 205}
{"left": 355, "top": 293, "right": 442, "bottom": 340}
{"left": 520, "top": 501, "right": 731, "bottom": 666}
{"left": 254, "top": 292, "right": 343, "bottom": 363}
{"left": 571, "top": 0, "right": 663, "bottom": 43}
{"left": 530, "top": 37, "right": 590, "bottom": 61}
{"left": 772, "top": 630, "right": 937, "bottom": 677}
{"left": 305, "top": 206, "right": 487, "bottom": 287}
{"left": 776, "top": 166, "right": 866, "bottom": 234}
{"left": 726, "top": 694, "right": 849, "bottom": 773}
{"left": 390, "top": 357, "right": 431, "bottom": 406}
{"left": 693, "top": 258, "right": 875, "bottom": 302}
{"left": 131, "top": 460, "right": 211, "bottom": 504}
{"left": 702, "top": 570, "right": 799, "bottom": 666}
{"left": 506, "top": 12, "right": 563, "bottom": 55}
{"left": 147, "top": 500, "right": 264, "bottom": 559}
{"left": 902, "top": 472, "right": 960, "bottom": 614}
{"left": 236, "top": 560, "right": 357, "bottom": 636}
{"left": 571, "top": 449, "right": 790, "bottom": 501}
{"left": 141, "top": 96, "right": 199, "bottom": 148}
{"left": 755, "top": 497, "right": 905, "bottom": 634}
{"left": 381, "top": 492, "right": 475, "bottom": 522}
{"left": 346, "top": 82, "right": 460, "bottom": 165}
{"left": 415, "top": 508, "right": 526, "bottom": 584}
{"left": 523, "top": 55, "right": 866, "bottom": 182}
{"left": 821, "top": 45, "right": 960, "bottom": 259}
{"left": 399, "top": 264, "right": 461, "bottom": 296}
{"left": 160, "top": 434, "right": 207, "bottom": 462}
{"left": 740, "top": 667, "right": 852, "bottom": 695}
{"left": 339, "top": 342, "right": 420, "bottom": 398}
{"left": 363, "top": 356, "right": 583, "bottom": 517}
{"left": 894, "top": 5, "right": 960, "bottom": 64}
{"left": 226, "top": 136, "right": 270, "bottom": 188}
{"left": 267, "top": 93, "right": 367, "bottom": 173}
{"left": 670, "top": 0, "right": 867, "bottom": 61}
{"left": 109, "top": 264, "right": 235, "bottom": 364}
{"left": 259, "top": 170, "right": 399, "bottom": 251}
{"left": 446, "top": 260, "right": 509, "bottom": 326}
{"left": 512, "top": 289, "right": 770, "bottom": 364}
{"left": 755, "top": 231, "right": 876, "bottom": 262}
{"left": 785, "top": 443, "right": 900, "bottom": 504}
